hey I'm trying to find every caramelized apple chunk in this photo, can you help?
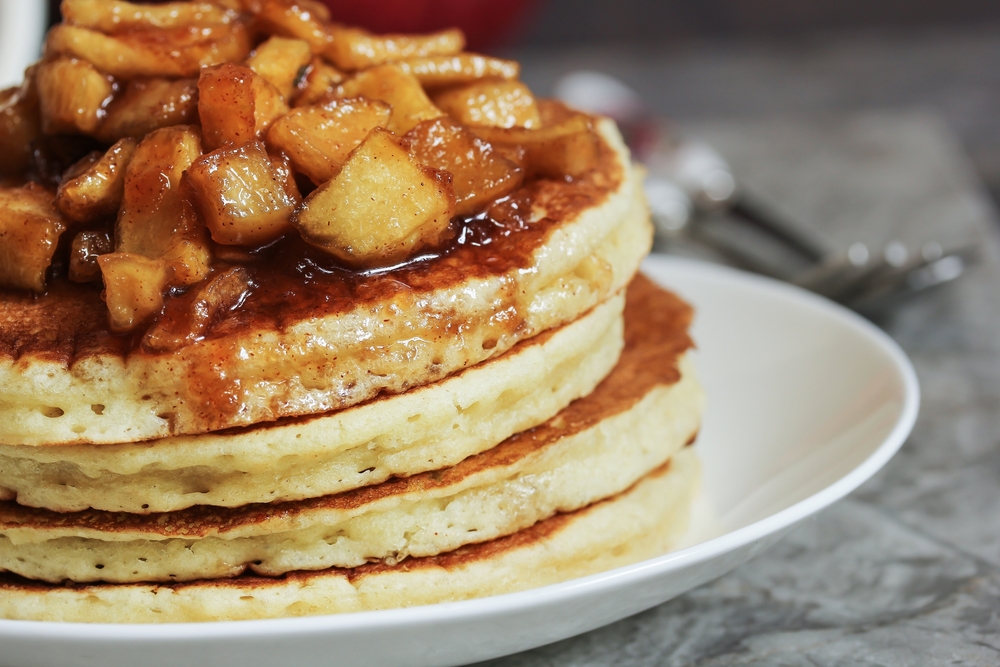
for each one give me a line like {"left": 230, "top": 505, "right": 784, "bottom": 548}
{"left": 198, "top": 62, "right": 289, "bottom": 151}
{"left": 396, "top": 54, "right": 519, "bottom": 88}
{"left": 69, "top": 229, "right": 114, "bottom": 282}
{"left": 56, "top": 138, "right": 138, "bottom": 224}
{"left": 335, "top": 64, "right": 443, "bottom": 134}
{"left": 293, "top": 129, "right": 455, "bottom": 268}
{"left": 265, "top": 97, "right": 391, "bottom": 184}
{"left": 61, "top": 0, "right": 238, "bottom": 32}
{"left": 472, "top": 113, "right": 599, "bottom": 179}
{"left": 254, "top": 0, "right": 332, "bottom": 52}
{"left": 246, "top": 36, "right": 313, "bottom": 100}
{"left": 0, "top": 184, "right": 67, "bottom": 292}
{"left": 0, "top": 81, "right": 41, "bottom": 177}
{"left": 35, "top": 58, "right": 114, "bottom": 136}
{"left": 98, "top": 252, "right": 170, "bottom": 333}
{"left": 403, "top": 116, "right": 523, "bottom": 216}
{"left": 45, "top": 22, "right": 252, "bottom": 79}
{"left": 433, "top": 80, "right": 541, "bottom": 130}
{"left": 161, "top": 235, "right": 213, "bottom": 287}
{"left": 97, "top": 78, "right": 199, "bottom": 143}
{"left": 185, "top": 141, "right": 298, "bottom": 245}
{"left": 116, "top": 125, "right": 211, "bottom": 286}
{"left": 292, "top": 57, "right": 345, "bottom": 107}
{"left": 143, "top": 266, "right": 253, "bottom": 351}
{"left": 324, "top": 26, "right": 465, "bottom": 71}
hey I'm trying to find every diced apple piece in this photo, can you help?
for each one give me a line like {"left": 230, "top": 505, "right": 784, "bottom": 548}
{"left": 396, "top": 54, "right": 519, "bottom": 88}
{"left": 116, "top": 125, "right": 210, "bottom": 286}
{"left": 292, "top": 57, "right": 344, "bottom": 107}
{"left": 254, "top": 0, "right": 332, "bottom": 52}
{"left": 185, "top": 141, "right": 298, "bottom": 245}
{"left": 62, "top": 0, "right": 237, "bottom": 32}
{"left": 98, "top": 78, "right": 198, "bottom": 143}
{"left": 98, "top": 252, "right": 170, "bottom": 333}
{"left": 403, "top": 117, "right": 523, "bottom": 216}
{"left": 143, "top": 266, "right": 252, "bottom": 351}
{"left": 292, "top": 57, "right": 345, "bottom": 107}
{"left": 35, "top": 58, "right": 114, "bottom": 136}
{"left": 56, "top": 138, "right": 137, "bottom": 224}
{"left": 0, "top": 184, "right": 67, "bottom": 292}
{"left": 199, "top": 63, "right": 290, "bottom": 151}
{"left": 161, "top": 234, "right": 212, "bottom": 286}
{"left": 45, "top": 22, "right": 252, "bottom": 79}
{"left": 471, "top": 113, "right": 600, "bottom": 179}
{"left": 69, "top": 229, "right": 113, "bottom": 282}
{"left": 252, "top": 73, "right": 291, "bottom": 137}
{"left": 266, "top": 97, "right": 391, "bottom": 184}
{"left": 293, "top": 129, "right": 455, "bottom": 268}
{"left": 246, "top": 36, "right": 313, "bottom": 100}
{"left": 0, "top": 81, "right": 40, "bottom": 177}
{"left": 324, "top": 26, "right": 464, "bottom": 70}
{"left": 536, "top": 98, "right": 578, "bottom": 126}
{"left": 336, "top": 64, "right": 443, "bottom": 134}
{"left": 433, "top": 80, "right": 540, "bottom": 130}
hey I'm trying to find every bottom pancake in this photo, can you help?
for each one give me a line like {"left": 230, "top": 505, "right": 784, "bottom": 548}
{"left": 0, "top": 448, "right": 699, "bottom": 623}
{"left": 0, "top": 352, "right": 700, "bottom": 583}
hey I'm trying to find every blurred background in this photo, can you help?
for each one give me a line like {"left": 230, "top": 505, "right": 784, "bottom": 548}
{"left": 500, "top": 0, "right": 1000, "bottom": 207}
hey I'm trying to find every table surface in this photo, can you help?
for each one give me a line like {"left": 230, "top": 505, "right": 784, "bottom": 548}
{"left": 471, "top": 30, "right": 1000, "bottom": 667}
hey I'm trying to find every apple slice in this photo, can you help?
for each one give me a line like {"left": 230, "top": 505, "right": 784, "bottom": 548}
{"left": 198, "top": 62, "right": 289, "bottom": 151}
{"left": 433, "top": 80, "right": 541, "bottom": 130}
{"left": 35, "top": 57, "right": 114, "bottom": 135}
{"left": 324, "top": 26, "right": 464, "bottom": 70}
{"left": 0, "top": 184, "right": 67, "bottom": 292}
{"left": 403, "top": 116, "right": 523, "bottom": 216}
{"left": 98, "top": 252, "right": 170, "bottom": 333}
{"left": 185, "top": 141, "right": 299, "bottom": 246}
{"left": 56, "top": 138, "right": 137, "bottom": 224}
{"left": 293, "top": 128, "right": 455, "bottom": 268}
{"left": 266, "top": 97, "right": 391, "bottom": 185}
{"left": 335, "top": 64, "right": 443, "bottom": 134}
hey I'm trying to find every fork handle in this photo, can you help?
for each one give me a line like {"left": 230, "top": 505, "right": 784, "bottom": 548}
{"left": 728, "top": 192, "right": 829, "bottom": 263}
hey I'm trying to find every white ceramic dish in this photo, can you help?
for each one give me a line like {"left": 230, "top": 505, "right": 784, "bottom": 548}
{"left": 0, "top": 255, "right": 919, "bottom": 667}
{"left": 0, "top": 0, "right": 47, "bottom": 90}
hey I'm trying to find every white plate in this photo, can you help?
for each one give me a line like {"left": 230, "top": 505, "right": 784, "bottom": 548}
{"left": 0, "top": 256, "right": 919, "bottom": 667}
{"left": 0, "top": 0, "right": 47, "bottom": 89}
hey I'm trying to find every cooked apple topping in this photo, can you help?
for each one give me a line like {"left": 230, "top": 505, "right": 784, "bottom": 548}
{"left": 97, "top": 78, "right": 199, "bottom": 143}
{"left": 185, "top": 141, "right": 299, "bottom": 245}
{"left": 0, "top": 0, "right": 604, "bottom": 335}
{"left": 0, "top": 184, "right": 67, "bottom": 292}
{"left": 56, "top": 138, "right": 137, "bottom": 223}
{"left": 267, "top": 97, "right": 391, "bottom": 184}
{"left": 294, "top": 129, "right": 455, "bottom": 268}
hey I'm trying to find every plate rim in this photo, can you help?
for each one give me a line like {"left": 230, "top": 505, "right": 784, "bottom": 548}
{"left": 0, "top": 255, "right": 920, "bottom": 643}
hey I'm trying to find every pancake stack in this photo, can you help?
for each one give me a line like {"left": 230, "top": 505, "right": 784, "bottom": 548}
{"left": 0, "top": 1, "right": 703, "bottom": 623}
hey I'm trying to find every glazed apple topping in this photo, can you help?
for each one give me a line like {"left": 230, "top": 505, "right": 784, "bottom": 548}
{"left": 0, "top": 0, "right": 603, "bottom": 335}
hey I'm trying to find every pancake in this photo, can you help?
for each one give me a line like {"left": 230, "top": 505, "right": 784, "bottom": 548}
{"left": 0, "top": 119, "right": 650, "bottom": 445}
{"left": 0, "top": 275, "right": 701, "bottom": 583}
{"left": 0, "top": 448, "right": 700, "bottom": 623}
{"left": 0, "top": 289, "right": 627, "bottom": 513}
{"left": 0, "top": 4, "right": 700, "bottom": 625}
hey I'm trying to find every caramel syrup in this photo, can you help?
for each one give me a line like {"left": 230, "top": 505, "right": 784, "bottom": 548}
{"left": 0, "top": 138, "right": 620, "bottom": 365}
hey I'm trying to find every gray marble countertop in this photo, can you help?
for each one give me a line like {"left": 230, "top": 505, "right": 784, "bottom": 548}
{"left": 471, "top": 32, "right": 1000, "bottom": 665}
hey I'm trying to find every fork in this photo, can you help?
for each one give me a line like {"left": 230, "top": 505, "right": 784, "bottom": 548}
{"left": 555, "top": 70, "right": 974, "bottom": 310}
{"left": 643, "top": 141, "right": 975, "bottom": 309}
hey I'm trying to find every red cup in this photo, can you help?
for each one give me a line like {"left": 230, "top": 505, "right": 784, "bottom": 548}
{"left": 319, "top": 0, "right": 536, "bottom": 51}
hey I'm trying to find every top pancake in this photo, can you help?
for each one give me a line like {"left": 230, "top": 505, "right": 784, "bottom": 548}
{"left": 0, "top": 119, "right": 651, "bottom": 445}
